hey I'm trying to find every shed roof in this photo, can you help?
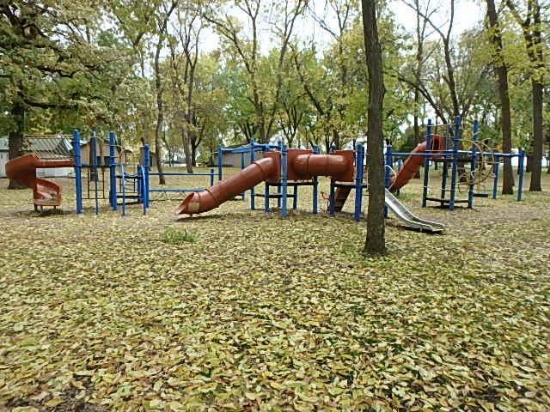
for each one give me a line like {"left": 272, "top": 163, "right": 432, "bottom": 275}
{"left": 0, "top": 135, "right": 72, "bottom": 155}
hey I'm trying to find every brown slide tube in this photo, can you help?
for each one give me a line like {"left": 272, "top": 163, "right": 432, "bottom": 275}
{"left": 175, "top": 156, "right": 278, "bottom": 215}
{"left": 390, "top": 135, "right": 444, "bottom": 192}
{"left": 6, "top": 154, "right": 74, "bottom": 207}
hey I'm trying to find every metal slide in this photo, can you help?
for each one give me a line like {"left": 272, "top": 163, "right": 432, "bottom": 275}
{"left": 385, "top": 189, "right": 445, "bottom": 233}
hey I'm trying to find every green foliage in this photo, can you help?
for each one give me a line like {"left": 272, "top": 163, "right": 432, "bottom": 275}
{"left": 0, "top": 1, "right": 125, "bottom": 134}
{"left": 162, "top": 227, "right": 196, "bottom": 244}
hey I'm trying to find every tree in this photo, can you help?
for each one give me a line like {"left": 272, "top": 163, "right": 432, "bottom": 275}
{"left": 408, "top": 0, "right": 433, "bottom": 146}
{"left": 107, "top": 0, "right": 157, "bottom": 147}
{"left": 203, "top": 0, "right": 306, "bottom": 143}
{"left": 362, "top": 0, "right": 386, "bottom": 256}
{"left": 0, "top": 1, "right": 114, "bottom": 188}
{"left": 486, "top": 0, "right": 515, "bottom": 194}
{"left": 310, "top": 0, "right": 361, "bottom": 149}
{"left": 505, "top": 0, "right": 545, "bottom": 191}
{"left": 152, "top": 0, "right": 179, "bottom": 185}
{"left": 166, "top": 4, "right": 204, "bottom": 172}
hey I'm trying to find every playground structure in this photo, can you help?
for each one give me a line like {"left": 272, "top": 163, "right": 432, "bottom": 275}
{"left": 5, "top": 131, "right": 149, "bottom": 215}
{"left": 386, "top": 117, "right": 526, "bottom": 210}
{"left": 175, "top": 142, "right": 446, "bottom": 233}
{"left": 4, "top": 117, "right": 524, "bottom": 229}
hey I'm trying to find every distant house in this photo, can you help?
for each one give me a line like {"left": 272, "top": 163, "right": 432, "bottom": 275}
{"left": 78, "top": 139, "right": 133, "bottom": 167}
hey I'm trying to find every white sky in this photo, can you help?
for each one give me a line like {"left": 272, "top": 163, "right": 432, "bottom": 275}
{"left": 389, "top": 0, "right": 482, "bottom": 34}
{"left": 199, "top": 0, "right": 484, "bottom": 54}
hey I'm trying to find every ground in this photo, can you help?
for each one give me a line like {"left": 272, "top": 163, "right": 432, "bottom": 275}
{"left": 0, "top": 169, "right": 548, "bottom": 411}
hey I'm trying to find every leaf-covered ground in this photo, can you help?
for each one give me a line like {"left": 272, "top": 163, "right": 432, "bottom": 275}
{"left": 1, "top": 170, "right": 549, "bottom": 411}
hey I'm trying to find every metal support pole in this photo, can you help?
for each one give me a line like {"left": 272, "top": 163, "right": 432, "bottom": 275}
{"left": 250, "top": 144, "right": 256, "bottom": 210}
{"left": 109, "top": 131, "right": 117, "bottom": 210}
{"left": 217, "top": 146, "right": 223, "bottom": 181}
{"left": 91, "top": 131, "right": 99, "bottom": 215}
{"left": 467, "top": 119, "right": 479, "bottom": 208}
{"left": 143, "top": 144, "right": 150, "bottom": 209}
{"left": 354, "top": 144, "right": 365, "bottom": 222}
{"left": 264, "top": 182, "right": 270, "bottom": 213}
{"left": 312, "top": 145, "right": 319, "bottom": 214}
{"left": 449, "top": 116, "right": 461, "bottom": 210}
{"left": 492, "top": 158, "right": 499, "bottom": 199}
{"left": 422, "top": 119, "right": 433, "bottom": 207}
{"left": 73, "top": 129, "right": 83, "bottom": 214}
{"left": 121, "top": 164, "right": 126, "bottom": 216}
{"left": 281, "top": 145, "right": 288, "bottom": 217}
{"left": 517, "top": 150, "right": 525, "bottom": 201}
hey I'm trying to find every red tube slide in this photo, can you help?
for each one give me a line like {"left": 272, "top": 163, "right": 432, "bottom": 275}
{"left": 5, "top": 154, "right": 74, "bottom": 208}
{"left": 175, "top": 155, "right": 279, "bottom": 215}
{"left": 390, "top": 134, "right": 444, "bottom": 192}
{"left": 291, "top": 153, "right": 354, "bottom": 182}
{"left": 175, "top": 150, "right": 355, "bottom": 216}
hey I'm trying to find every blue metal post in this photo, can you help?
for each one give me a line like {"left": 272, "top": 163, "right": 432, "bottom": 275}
{"left": 109, "top": 131, "right": 117, "bottom": 210}
{"left": 517, "top": 150, "right": 525, "bottom": 201}
{"left": 281, "top": 145, "right": 288, "bottom": 217}
{"left": 91, "top": 131, "right": 99, "bottom": 215}
{"left": 143, "top": 144, "right": 150, "bottom": 208}
{"left": 210, "top": 168, "right": 215, "bottom": 187}
{"left": 120, "top": 164, "right": 127, "bottom": 216}
{"left": 73, "top": 129, "right": 83, "bottom": 214}
{"left": 312, "top": 145, "right": 319, "bottom": 214}
{"left": 422, "top": 120, "right": 433, "bottom": 207}
{"left": 217, "top": 146, "right": 223, "bottom": 181}
{"left": 467, "top": 119, "right": 479, "bottom": 208}
{"left": 384, "top": 144, "right": 393, "bottom": 189}
{"left": 354, "top": 144, "right": 365, "bottom": 222}
{"left": 492, "top": 157, "right": 500, "bottom": 199}
{"left": 264, "top": 181, "right": 270, "bottom": 213}
{"left": 250, "top": 143, "right": 256, "bottom": 210}
{"left": 140, "top": 165, "right": 147, "bottom": 215}
{"left": 449, "top": 116, "right": 461, "bottom": 210}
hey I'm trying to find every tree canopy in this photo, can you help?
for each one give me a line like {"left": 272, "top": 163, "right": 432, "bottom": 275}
{"left": 1, "top": 0, "right": 547, "bottom": 186}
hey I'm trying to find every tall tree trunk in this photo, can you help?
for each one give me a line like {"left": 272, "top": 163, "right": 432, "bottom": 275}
{"left": 181, "top": 129, "right": 193, "bottom": 172}
{"left": 152, "top": 1, "right": 178, "bottom": 185}
{"left": 362, "top": 0, "right": 386, "bottom": 257}
{"left": 529, "top": 80, "right": 543, "bottom": 190}
{"left": 486, "top": 0, "right": 514, "bottom": 194}
{"left": 505, "top": 0, "right": 544, "bottom": 191}
{"left": 8, "top": 99, "right": 26, "bottom": 189}
{"left": 154, "top": 43, "right": 166, "bottom": 185}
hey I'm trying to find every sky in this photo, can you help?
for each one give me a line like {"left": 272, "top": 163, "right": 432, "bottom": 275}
{"left": 388, "top": 0, "right": 482, "bottom": 34}
{"left": 199, "top": 0, "right": 484, "bottom": 54}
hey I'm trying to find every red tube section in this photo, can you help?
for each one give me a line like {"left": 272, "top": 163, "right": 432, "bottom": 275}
{"left": 175, "top": 155, "right": 279, "bottom": 215}
{"left": 175, "top": 149, "right": 355, "bottom": 216}
{"left": 290, "top": 151, "right": 354, "bottom": 182}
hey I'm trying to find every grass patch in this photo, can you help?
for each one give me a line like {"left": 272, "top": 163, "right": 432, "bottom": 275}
{"left": 162, "top": 227, "right": 196, "bottom": 244}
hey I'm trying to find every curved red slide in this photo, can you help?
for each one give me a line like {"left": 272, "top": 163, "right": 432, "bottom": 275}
{"left": 390, "top": 134, "right": 444, "bottom": 192}
{"left": 5, "top": 154, "right": 74, "bottom": 209}
{"left": 175, "top": 156, "right": 280, "bottom": 215}
{"left": 175, "top": 150, "right": 355, "bottom": 215}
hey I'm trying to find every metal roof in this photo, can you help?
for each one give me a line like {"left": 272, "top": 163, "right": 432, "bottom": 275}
{"left": 0, "top": 135, "right": 72, "bottom": 155}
